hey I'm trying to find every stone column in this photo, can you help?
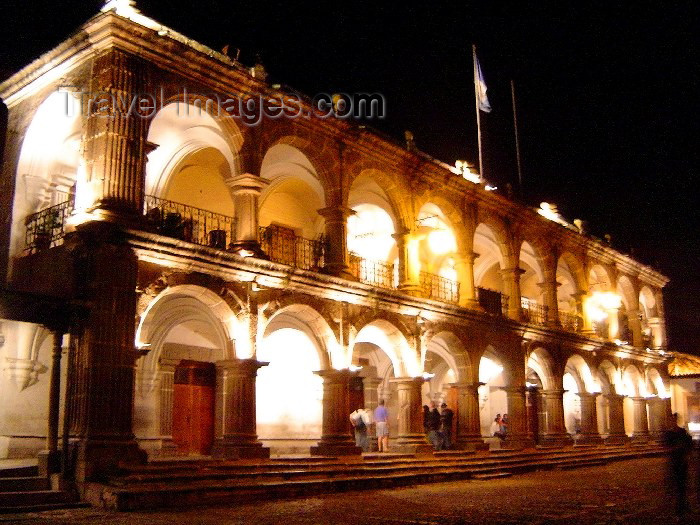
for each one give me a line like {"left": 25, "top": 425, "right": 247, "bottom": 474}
{"left": 539, "top": 277, "right": 560, "bottom": 326}
{"left": 363, "top": 376, "right": 381, "bottom": 451}
{"left": 501, "top": 267, "right": 525, "bottom": 321}
{"left": 627, "top": 309, "right": 644, "bottom": 348}
{"left": 577, "top": 392, "right": 602, "bottom": 443}
{"left": 502, "top": 386, "right": 533, "bottom": 448}
{"left": 575, "top": 291, "right": 593, "bottom": 333}
{"left": 454, "top": 253, "right": 480, "bottom": 309}
{"left": 212, "top": 359, "right": 270, "bottom": 459}
{"left": 81, "top": 49, "right": 149, "bottom": 219}
{"left": 317, "top": 206, "right": 355, "bottom": 279}
{"left": 607, "top": 306, "right": 620, "bottom": 341}
{"left": 604, "top": 393, "right": 628, "bottom": 443}
{"left": 394, "top": 230, "right": 421, "bottom": 295}
{"left": 646, "top": 397, "right": 668, "bottom": 440}
{"left": 310, "top": 369, "right": 361, "bottom": 456}
{"left": 228, "top": 174, "right": 268, "bottom": 257}
{"left": 68, "top": 230, "right": 146, "bottom": 482}
{"left": 630, "top": 396, "right": 650, "bottom": 441}
{"left": 540, "top": 389, "right": 570, "bottom": 445}
{"left": 452, "top": 383, "right": 485, "bottom": 449}
{"left": 392, "top": 377, "right": 431, "bottom": 452}
{"left": 157, "top": 358, "right": 179, "bottom": 455}
{"left": 38, "top": 330, "right": 64, "bottom": 475}
{"left": 647, "top": 317, "right": 665, "bottom": 349}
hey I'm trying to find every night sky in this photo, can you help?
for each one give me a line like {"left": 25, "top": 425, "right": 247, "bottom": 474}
{"left": 1, "top": 1, "right": 697, "bottom": 353}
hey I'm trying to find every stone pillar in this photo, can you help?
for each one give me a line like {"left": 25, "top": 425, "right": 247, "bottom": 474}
{"left": 607, "top": 306, "right": 620, "bottom": 341}
{"left": 604, "top": 393, "right": 628, "bottom": 443}
{"left": 502, "top": 386, "right": 533, "bottom": 448}
{"left": 80, "top": 49, "right": 149, "bottom": 219}
{"left": 540, "top": 389, "right": 570, "bottom": 445}
{"left": 228, "top": 174, "right": 268, "bottom": 257}
{"left": 647, "top": 317, "right": 665, "bottom": 349}
{"left": 394, "top": 230, "right": 421, "bottom": 295}
{"left": 501, "top": 267, "right": 525, "bottom": 321}
{"left": 627, "top": 309, "right": 644, "bottom": 348}
{"left": 317, "top": 206, "right": 355, "bottom": 279}
{"left": 575, "top": 291, "right": 594, "bottom": 333}
{"left": 157, "top": 358, "right": 179, "bottom": 454}
{"left": 539, "top": 277, "right": 560, "bottom": 326}
{"left": 310, "top": 369, "right": 361, "bottom": 456}
{"left": 454, "top": 253, "right": 480, "bottom": 309}
{"left": 392, "top": 377, "right": 431, "bottom": 452}
{"left": 452, "top": 383, "right": 485, "bottom": 449}
{"left": 646, "top": 397, "right": 668, "bottom": 440}
{"left": 68, "top": 230, "right": 146, "bottom": 482}
{"left": 630, "top": 396, "right": 650, "bottom": 441}
{"left": 363, "top": 376, "right": 381, "bottom": 451}
{"left": 577, "top": 392, "right": 602, "bottom": 443}
{"left": 38, "top": 330, "right": 64, "bottom": 475}
{"left": 212, "top": 359, "right": 270, "bottom": 459}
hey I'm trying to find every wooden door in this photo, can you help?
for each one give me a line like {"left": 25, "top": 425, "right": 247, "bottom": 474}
{"left": 172, "top": 360, "right": 216, "bottom": 455}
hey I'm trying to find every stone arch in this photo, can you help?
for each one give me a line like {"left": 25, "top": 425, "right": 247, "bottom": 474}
{"left": 473, "top": 223, "right": 509, "bottom": 292}
{"left": 597, "top": 360, "right": 619, "bottom": 395}
{"left": 477, "top": 345, "right": 508, "bottom": 436}
{"left": 519, "top": 240, "right": 546, "bottom": 305}
{"left": 564, "top": 354, "right": 596, "bottom": 393}
{"left": 526, "top": 346, "right": 558, "bottom": 390}
{"left": 146, "top": 101, "right": 241, "bottom": 200}
{"left": 347, "top": 166, "right": 412, "bottom": 232}
{"left": 423, "top": 329, "right": 472, "bottom": 384}
{"left": 351, "top": 317, "right": 417, "bottom": 377}
{"left": 621, "top": 363, "right": 645, "bottom": 397}
{"left": 639, "top": 286, "right": 657, "bottom": 318}
{"left": 646, "top": 367, "right": 669, "bottom": 398}
{"left": 588, "top": 263, "right": 614, "bottom": 292}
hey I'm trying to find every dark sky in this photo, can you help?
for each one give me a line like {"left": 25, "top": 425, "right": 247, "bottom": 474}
{"left": 1, "top": 1, "right": 698, "bottom": 353}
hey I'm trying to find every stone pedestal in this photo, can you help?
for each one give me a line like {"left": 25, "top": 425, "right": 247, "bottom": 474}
{"left": 452, "top": 383, "right": 486, "bottom": 450}
{"left": 310, "top": 369, "right": 361, "bottom": 456}
{"left": 502, "top": 386, "right": 534, "bottom": 448}
{"left": 604, "top": 394, "right": 628, "bottom": 444}
{"left": 577, "top": 392, "right": 602, "bottom": 443}
{"left": 630, "top": 396, "right": 650, "bottom": 441}
{"left": 646, "top": 397, "right": 668, "bottom": 440}
{"left": 392, "top": 377, "right": 432, "bottom": 453}
{"left": 68, "top": 232, "right": 146, "bottom": 482}
{"left": 228, "top": 174, "right": 268, "bottom": 257}
{"left": 318, "top": 206, "right": 355, "bottom": 279}
{"left": 539, "top": 389, "right": 570, "bottom": 445}
{"left": 212, "top": 359, "right": 270, "bottom": 459}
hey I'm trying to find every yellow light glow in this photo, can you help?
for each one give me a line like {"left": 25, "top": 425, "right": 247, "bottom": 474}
{"left": 347, "top": 204, "right": 395, "bottom": 261}
{"left": 428, "top": 229, "right": 455, "bottom": 255}
{"left": 479, "top": 357, "right": 503, "bottom": 384}
{"left": 688, "top": 422, "right": 700, "bottom": 432}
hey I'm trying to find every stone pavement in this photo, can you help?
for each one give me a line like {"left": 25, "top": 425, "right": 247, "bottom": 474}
{"left": 2, "top": 456, "right": 699, "bottom": 524}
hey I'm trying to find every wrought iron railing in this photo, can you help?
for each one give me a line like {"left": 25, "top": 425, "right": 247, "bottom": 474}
{"left": 348, "top": 253, "right": 395, "bottom": 289}
{"left": 24, "top": 198, "right": 74, "bottom": 253}
{"left": 259, "top": 224, "right": 325, "bottom": 271}
{"left": 144, "top": 195, "right": 236, "bottom": 250}
{"left": 521, "top": 297, "right": 548, "bottom": 325}
{"left": 420, "top": 271, "right": 459, "bottom": 304}
{"left": 559, "top": 311, "right": 583, "bottom": 333}
{"left": 477, "top": 287, "right": 508, "bottom": 316}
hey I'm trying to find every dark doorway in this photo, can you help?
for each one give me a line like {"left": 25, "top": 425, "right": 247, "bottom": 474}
{"left": 172, "top": 360, "right": 216, "bottom": 455}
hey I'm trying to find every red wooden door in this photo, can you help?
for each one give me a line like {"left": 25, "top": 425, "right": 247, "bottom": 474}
{"left": 172, "top": 360, "right": 216, "bottom": 455}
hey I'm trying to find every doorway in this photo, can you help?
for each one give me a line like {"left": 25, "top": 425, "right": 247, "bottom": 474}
{"left": 172, "top": 360, "right": 216, "bottom": 455}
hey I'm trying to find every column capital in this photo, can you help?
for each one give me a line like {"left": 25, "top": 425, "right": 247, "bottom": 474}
{"left": 500, "top": 266, "right": 526, "bottom": 278}
{"left": 226, "top": 173, "right": 269, "bottom": 194}
{"left": 215, "top": 358, "right": 268, "bottom": 376}
{"left": 576, "top": 391, "right": 600, "bottom": 399}
{"left": 317, "top": 206, "right": 356, "bottom": 221}
{"left": 390, "top": 376, "right": 426, "bottom": 387}
{"left": 314, "top": 368, "right": 358, "bottom": 382}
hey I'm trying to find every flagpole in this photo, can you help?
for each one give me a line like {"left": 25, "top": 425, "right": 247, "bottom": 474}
{"left": 472, "top": 44, "right": 484, "bottom": 180}
{"left": 510, "top": 79, "right": 523, "bottom": 194}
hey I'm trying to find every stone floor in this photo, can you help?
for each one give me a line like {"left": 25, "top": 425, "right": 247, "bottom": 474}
{"left": 2, "top": 456, "right": 700, "bottom": 524}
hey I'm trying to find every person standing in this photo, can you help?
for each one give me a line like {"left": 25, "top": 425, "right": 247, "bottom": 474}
{"left": 664, "top": 412, "right": 693, "bottom": 516}
{"left": 439, "top": 402, "right": 454, "bottom": 450}
{"left": 349, "top": 407, "right": 370, "bottom": 452}
{"left": 374, "top": 399, "right": 389, "bottom": 452}
{"left": 427, "top": 402, "right": 441, "bottom": 450}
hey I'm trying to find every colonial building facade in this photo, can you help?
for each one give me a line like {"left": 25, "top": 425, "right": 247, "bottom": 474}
{"left": 0, "top": 4, "right": 672, "bottom": 482}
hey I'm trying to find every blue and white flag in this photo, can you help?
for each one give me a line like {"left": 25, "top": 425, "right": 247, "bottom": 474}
{"left": 475, "top": 56, "right": 492, "bottom": 113}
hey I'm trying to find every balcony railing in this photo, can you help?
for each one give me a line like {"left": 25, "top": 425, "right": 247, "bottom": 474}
{"left": 348, "top": 253, "right": 395, "bottom": 289}
{"left": 477, "top": 287, "right": 508, "bottom": 317}
{"left": 144, "top": 195, "right": 235, "bottom": 250}
{"left": 24, "top": 198, "right": 74, "bottom": 253}
{"left": 559, "top": 311, "right": 583, "bottom": 333}
{"left": 420, "top": 271, "right": 459, "bottom": 304}
{"left": 259, "top": 225, "right": 325, "bottom": 271}
{"left": 521, "top": 297, "right": 548, "bottom": 325}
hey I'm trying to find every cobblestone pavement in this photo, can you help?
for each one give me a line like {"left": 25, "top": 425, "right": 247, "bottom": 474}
{"left": 3, "top": 456, "right": 700, "bottom": 524}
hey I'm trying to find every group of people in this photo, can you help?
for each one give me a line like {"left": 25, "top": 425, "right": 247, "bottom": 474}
{"left": 490, "top": 413, "right": 509, "bottom": 440}
{"left": 349, "top": 399, "right": 389, "bottom": 453}
{"left": 423, "top": 401, "right": 454, "bottom": 451}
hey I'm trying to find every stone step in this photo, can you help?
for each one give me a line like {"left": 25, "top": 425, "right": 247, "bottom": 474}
{"left": 0, "top": 501, "right": 91, "bottom": 515}
{"left": 472, "top": 472, "right": 513, "bottom": 480}
{"left": 0, "top": 489, "right": 75, "bottom": 507}
{"left": 0, "top": 476, "right": 49, "bottom": 492}
{"left": 0, "top": 465, "right": 39, "bottom": 478}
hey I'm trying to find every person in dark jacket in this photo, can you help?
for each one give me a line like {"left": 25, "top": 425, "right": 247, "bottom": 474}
{"left": 664, "top": 412, "right": 693, "bottom": 516}
{"left": 439, "top": 402, "right": 454, "bottom": 450}
{"left": 427, "top": 402, "right": 441, "bottom": 450}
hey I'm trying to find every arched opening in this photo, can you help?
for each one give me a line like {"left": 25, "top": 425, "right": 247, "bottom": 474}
{"left": 416, "top": 204, "right": 459, "bottom": 301}
{"left": 347, "top": 172, "right": 398, "bottom": 287}
{"left": 621, "top": 365, "right": 645, "bottom": 435}
{"left": 563, "top": 355, "right": 595, "bottom": 436}
{"left": 647, "top": 367, "right": 668, "bottom": 398}
{"left": 11, "top": 92, "right": 82, "bottom": 260}
{"left": 473, "top": 224, "right": 506, "bottom": 315}
{"left": 478, "top": 350, "right": 507, "bottom": 437}
{"left": 586, "top": 265, "right": 617, "bottom": 339}
{"left": 639, "top": 286, "right": 657, "bottom": 348}
{"left": 616, "top": 276, "right": 637, "bottom": 343}
{"left": 526, "top": 347, "right": 557, "bottom": 442}
{"left": 519, "top": 242, "right": 546, "bottom": 324}
{"left": 557, "top": 253, "right": 583, "bottom": 331}
{"left": 596, "top": 361, "right": 618, "bottom": 436}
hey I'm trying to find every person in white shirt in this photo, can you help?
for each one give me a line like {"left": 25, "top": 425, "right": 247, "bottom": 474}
{"left": 349, "top": 408, "right": 370, "bottom": 452}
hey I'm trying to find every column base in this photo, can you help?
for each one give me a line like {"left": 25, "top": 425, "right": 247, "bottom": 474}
{"left": 603, "top": 433, "right": 629, "bottom": 445}
{"left": 456, "top": 436, "right": 489, "bottom": 451}
{"left": 539, "top": 432, "right": 572, "bottom": 447}
{"left": 212, "top": 439, "right": 270, "bottom": 460}
{"left": 394, "top": 434, "right": 433, "bottom": 454}
{"left": 630, "top": 432, "right": 650, "bottom": 443}
{"left": 310, "top": 436, "right": 361, "bottom": 456}
{"left": 574, "top": 433, "right": 603, "bottom": 445}
{"left": 73, "top": 439, "right": 146, "bottom": 482}
{"left": 37, "top": 449, "right": 62, "bottom": 476}
{"left": 502, "top": 434, "right": 535, "bottom": 450}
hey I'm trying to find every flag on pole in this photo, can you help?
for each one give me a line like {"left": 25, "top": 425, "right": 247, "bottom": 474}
{"left": 475, "top": 55, "right": 492, "bottom": 113}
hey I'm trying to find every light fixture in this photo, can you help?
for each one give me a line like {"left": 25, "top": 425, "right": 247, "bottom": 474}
{"left": 422, "top": 372, "right": 435, "bottom": 380}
